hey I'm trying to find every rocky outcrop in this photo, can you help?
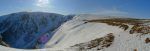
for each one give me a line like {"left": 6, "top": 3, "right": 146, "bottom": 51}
{"left": 0, "top": 35, "right": 9, "bottom": 47}
{"left": 71, "top": 33, "right": 114, "bottom": 51}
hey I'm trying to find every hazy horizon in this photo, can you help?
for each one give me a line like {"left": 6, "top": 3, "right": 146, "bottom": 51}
{"left": 0, "top": 0, "right": 150, "bottom": 18}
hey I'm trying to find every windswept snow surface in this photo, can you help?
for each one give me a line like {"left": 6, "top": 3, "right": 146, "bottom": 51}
{"left": 0, "top": 14, "right": 150, "bottom": 51}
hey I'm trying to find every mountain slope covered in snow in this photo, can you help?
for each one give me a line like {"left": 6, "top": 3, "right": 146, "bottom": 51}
{"left": 0, "top": 13, "right": 149, "bottom": 51}
{"left": 45, "top": 15, "right": 150, "bottom": 51}
{"left": 0, "top": 12, "right": 74, "bottom": 49}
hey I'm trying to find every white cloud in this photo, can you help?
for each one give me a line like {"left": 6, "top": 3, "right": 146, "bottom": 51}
{"left": 36, "top": 0, "right": 49, "bottom": 7}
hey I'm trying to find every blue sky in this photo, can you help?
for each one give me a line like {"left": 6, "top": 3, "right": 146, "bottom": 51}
{"left": 0, "top": 0, "right": 149, "bottom": 18}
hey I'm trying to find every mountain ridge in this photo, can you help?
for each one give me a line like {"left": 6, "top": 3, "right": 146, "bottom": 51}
{"left": 0, "top": 12, "right": 149, "bottom": 51}
{"left": 0, "top": 12, "right": 74, "bottom": 49}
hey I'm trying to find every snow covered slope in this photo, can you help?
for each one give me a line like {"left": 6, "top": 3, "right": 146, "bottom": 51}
{"left": 45, "top": 15, "right": 150, "bottom": 51}
{"left": 45, "top": 18, "right": 123, "bottom": 48}
{"left": 0, "top": 12, "right": 74, "bottom": 49}
{"left": 0, "top": 14, "right": 150, "bottom": 51}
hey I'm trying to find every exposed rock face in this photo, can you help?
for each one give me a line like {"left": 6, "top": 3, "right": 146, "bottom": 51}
{"left": 71, "top": 33, "right": 114, "bottom": 51}
{"left": 0, "top": 35, "right": 9, "bottom": 47}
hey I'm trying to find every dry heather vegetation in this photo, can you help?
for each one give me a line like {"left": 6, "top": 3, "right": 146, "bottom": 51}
{"left": 71, "top": 33, "right": 114, "bottom": 51}
{"left": 84, "top": 18, "right": 150, "bottom": 35}
{"left": 130, "top": 24, "right": 150, "bottom": 34}
{"left": 134, "top": 48, "right": 137, "bottom": 51}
